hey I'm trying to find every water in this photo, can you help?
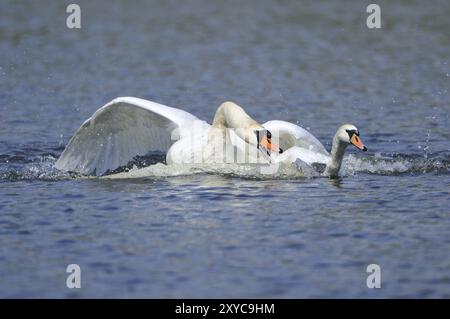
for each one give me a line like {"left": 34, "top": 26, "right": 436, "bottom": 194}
{"left": 0, "top": 0, "right": 449, "bottom": 298}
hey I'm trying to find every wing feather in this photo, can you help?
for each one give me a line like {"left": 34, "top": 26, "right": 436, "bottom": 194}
{"left": 55, "top": 97, "right": 199, "bottom": 175}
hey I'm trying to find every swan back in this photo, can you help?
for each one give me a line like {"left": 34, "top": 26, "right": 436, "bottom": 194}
{"left": 262, "top": 120, "right": 329, "bottom": 156}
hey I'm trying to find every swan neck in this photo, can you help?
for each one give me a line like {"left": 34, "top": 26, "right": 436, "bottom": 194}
{"left": 212, "top": 105, "right": 227, "bottom": 128}
{"left": 212, "top": 102, "right": 261, "bottom": 147}
{"left": 325, "top": 134, "right": 347, "bottom": 178}
{"left": 212, "top": 102, "right": 259, "bottom": 129}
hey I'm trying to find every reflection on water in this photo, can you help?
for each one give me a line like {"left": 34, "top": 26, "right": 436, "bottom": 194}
{"left": 327, "top": 178, "right": 343, "bottom": 189}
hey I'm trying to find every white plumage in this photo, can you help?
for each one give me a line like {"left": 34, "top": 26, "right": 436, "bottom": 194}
{"left": 56, "top": 97, "right": 367, "bottom": 177}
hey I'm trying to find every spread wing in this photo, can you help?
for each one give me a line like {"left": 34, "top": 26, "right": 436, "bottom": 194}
{"left": 55, "top": 97, "right": 199, "bottom": 176}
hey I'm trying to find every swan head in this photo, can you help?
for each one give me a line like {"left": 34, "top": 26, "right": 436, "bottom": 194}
{"left": 254, "top": 129, "right": 283, "bottom": 156}
{"left": 336, "top": 124, "right": 368, "bottom": 151}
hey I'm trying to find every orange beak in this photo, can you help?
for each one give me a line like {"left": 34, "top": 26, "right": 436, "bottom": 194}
{"left": 350, "top": 134, "right": 367, "bottom": 151}
{"left": 259, "top": 136, "right": 283, "bottom": 155}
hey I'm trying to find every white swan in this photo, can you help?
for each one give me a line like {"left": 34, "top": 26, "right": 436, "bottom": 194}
{"left": 265, "top": 121, "right": 367, "bottom": 178}
{"left": 55, "top": 97, "right": 367, "bottom": 177}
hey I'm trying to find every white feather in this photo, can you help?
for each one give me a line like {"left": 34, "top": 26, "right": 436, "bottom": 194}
{"left": 55, "top": 97, "right": 199, "bottom": 175}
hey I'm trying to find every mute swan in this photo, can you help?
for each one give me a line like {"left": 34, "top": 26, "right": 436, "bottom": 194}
{"left": 265, "top": 122, "right": 367, "bottom": 178}
{"left": 55, "top": 97, "right": 367, "bottom": 178}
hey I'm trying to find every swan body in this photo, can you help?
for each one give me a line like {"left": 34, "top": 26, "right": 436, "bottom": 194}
{"left": 265, "top": 121, "right": 368, "bottom": 177}
{"left": 55, "top": 97, "right": 366, "bottom": 177}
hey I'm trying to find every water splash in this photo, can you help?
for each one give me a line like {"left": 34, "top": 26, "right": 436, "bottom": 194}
{"left": 0, "top": 148, "right": 448, "bottom": 181}
{"left": 343, "top": 152, "right": 450, "bottom": 176}
{"left": 102, "top": 161, "right": 313, "bottom": 180}
{"left": 0, "top": 153, "right": 72, "bottom": 181}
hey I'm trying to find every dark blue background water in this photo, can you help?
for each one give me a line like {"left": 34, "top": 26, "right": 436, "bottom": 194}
{"left": 0, "top": 0, "right": 449, "bottom": 297}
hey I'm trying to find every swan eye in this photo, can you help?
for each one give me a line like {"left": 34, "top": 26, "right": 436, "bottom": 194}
{"left": 255, "top": 129, "right": 272, "bottom": 142}
{"left": 345, "top": 129, "right": 359, "bottom": 138}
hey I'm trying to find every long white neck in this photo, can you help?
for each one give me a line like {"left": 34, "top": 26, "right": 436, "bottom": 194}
{"left": 213, "top": 102, "right": 259, "bottom": 129}
{"left": 324, "top": 134, "right": 348, "bottom": 178}
{"left": 212, "top": 101, "right": 261, "bottom": 142}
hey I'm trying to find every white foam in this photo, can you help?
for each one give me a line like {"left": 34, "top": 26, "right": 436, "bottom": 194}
{"left": 101, "top": 161, "right": 314, "bottom": 180}
{"left": 343, "top": 154, "right": 413, "bottom": 175}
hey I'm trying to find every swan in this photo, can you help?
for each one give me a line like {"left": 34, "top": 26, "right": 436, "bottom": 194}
{"left": 55, "top": 97, "right": 367, "bottom": 177}
{"left": 165, "top": 100, "right": 283, "bottom": 165}
{"left": 265, "top": 121, "right": 367, "bottom": 178}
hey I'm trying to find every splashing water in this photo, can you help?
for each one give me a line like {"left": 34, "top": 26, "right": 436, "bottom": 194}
{"left": 0, "top": 153, "right": 72, "bottom": 181}
{"left": 343, "top": 153, "right": 450, "bottom": 176}
{"left": 1, "top": 146, "right": 448, "bottom": 181}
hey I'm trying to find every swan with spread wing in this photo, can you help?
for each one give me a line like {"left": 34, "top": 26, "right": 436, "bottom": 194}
{"left": 55, "top": 97, "right": 367, "bottom": 177}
